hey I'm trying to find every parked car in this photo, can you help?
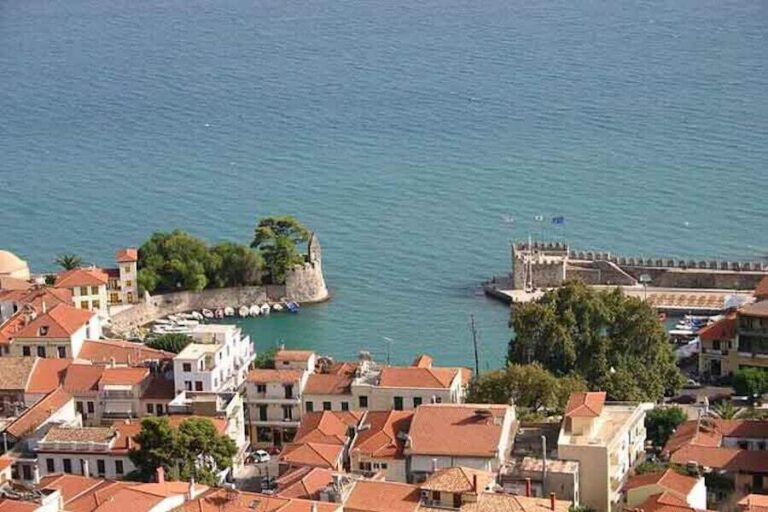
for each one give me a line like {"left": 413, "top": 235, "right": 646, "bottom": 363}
{"left": 253, "top": 449, "right": 271, "bottom": 463}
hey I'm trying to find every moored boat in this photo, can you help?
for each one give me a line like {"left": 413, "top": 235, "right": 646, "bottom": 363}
{"left": 238, "top": 305, "right": 250, "bottom": 317}
{"left": 249, "top": 305, "right": 261, "bottom": 316}
{"left": 286, "top": 301, "right": 300, "bottom": 313}
{"left": 202, "top": 309, "right": 214, "bottom": 319}
{"left": 224, "top": 307, "right": 235, "bottom": 317}
{"left": 260, "top": 303, "right": 271, "bottom": 315}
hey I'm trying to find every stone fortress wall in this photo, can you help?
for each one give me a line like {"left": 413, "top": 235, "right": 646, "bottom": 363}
{"left": 512, "top": 241, "right": 768, "bottom": 290}
{"left": 109, "top": 234, "right": 328, "bottom": 334}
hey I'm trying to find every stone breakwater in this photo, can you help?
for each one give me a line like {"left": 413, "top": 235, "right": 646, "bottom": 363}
{"left": 108, "top": 234, "right": 328, "bottom": 334}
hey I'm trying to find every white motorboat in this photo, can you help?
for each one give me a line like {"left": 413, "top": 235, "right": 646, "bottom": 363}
{"left": 215, "top": 309, "right": 224, "bottom": 319}
{"left": 175, "top": 319, "right": 199, "bottom": 327}
{"left": 272, "top": 303, "right": 284, "bottom": 312}
{"left": 260, "top": 303, "right": 271, "bottom": 315}
{"left": 154, "top": 318, "right": 172, "bottom": 325}
{"left": 190, "top": 311, "right": 204, "bottom": 321}
{"left": 202, "top": 309, "right": 214, "bottom": 319}
{"left": 238, "top": 305, "right": 250, "bottom": 317}
{"left": 224, "top": 307, "right": 235, "bottom": 317}
{"left": 249, "top": 305, "right": 261, "bottom": 316}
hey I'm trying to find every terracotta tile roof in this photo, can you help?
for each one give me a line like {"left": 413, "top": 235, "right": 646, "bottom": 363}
{"left": 26, "top": 358, "right": 71, "bottom": 394}
{"left": 412, "top": 354, "right": 433, "bottom": 368}
{"left": 635, "top": 491, "right": 711, "bottom": 512}
{"left": 407, "top": 404, "right": 510, "bottom": 457}
{"left": 177, "top": 489, "right": 338, "bottom": 512}
{"left": 351, "top": 410, "right": 412, "bottom": 459}
{"left": 669, "top": 444, "right": 768, "bottom": 473}
{"left": 140, "top": 376, "right": 176, "bottom": 400}
{"left": 740, "top": 301, "right": 768, "bottom": 319}
{"left": 0, "top": 457, "right": 12, "bottom": 471}
{"left": 0, "top": 312, "right": 29, "bottom": 345}
{"left": 101, "top": 366, "right": 149, "bottom": 385}
{"left": 716, "top": 419, "right": 768, "bottom": 439}
{"left": 275, "top": 350, "right": 314, "bottom": 363}
{"left": 294, "top": 411, "right": 363, "bottom": 445}
{"left": 0, "top": 357, "right": 37, "bottom": 390}
{"left": 378, "top": 367, "right": 459, "bottom": 389}
{"left": 0, "top": 286, "right": 71, "bottom": 310}
{"left": 77, "top": 339, "right": 173, "bottom": 365}
{"left": 663, "top": 420, "right": 723, "bottom": 455}
{"left": 626, "top": 469, "right": 698, "bottom": 496}
{"left": 698, "top": 313, "right": 737, "bottom": 342}
{"left": 304, "top": 363, "right": 357, "bottom": 395}
{"left": 280, "top": 442, "right": 343, "bottom": 469}
{"left": 564, "top": 392, "right": 606, "bottom": 418}
{"left": 276, "top": 467, "right": 334, "bottom": 499}
{"left": 13, "top": 303, "right": 93, "bottom": 339}
{"left": 54, "top": 268, "right": 109, "bottom": 288}
{"left": 420, "top": 467, "right": 496, "bottom": 493}
{"left": 112, "top": 415, "right": 228, "bottom": 449}
{"left": 115, "top": 248, "right": 138, "bottom": 263}
{"left": 248, "top": 369, "right": 304, "bottom": 384}
{"left": 754, "top": 277, "right": 768, "bottom": 300}
{"left": 740, "top": 494, "right": 768, "bottom": 512}
{"left": 42, "top": 426, "right": 115, "bottom": 443}
{"left": 62, "top": 364, "right": 106, "bottom": 395}
{"left": 38, "top": 474, "right": 108, "bottom": 504}
{"left": 462, "top": 493, "right": 571, "bottom": 512}
{"left": 0, "top": 500, "right": 39, "bottom": 512}
{"left": 5, "top": 388, "right": 72, "bottom": 438}
{"left": 344, "top": 481, "right": 420, "bottom": 512}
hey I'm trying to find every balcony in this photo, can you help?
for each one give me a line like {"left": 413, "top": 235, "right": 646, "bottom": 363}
{"left": 247, "top": 394, "right": 301, "bottom": 405}
{"left": 101, "top": 391, "right": 135, "bottom": 400}
{"left": 248, "top": 418, "right": 300, "bottom": 428}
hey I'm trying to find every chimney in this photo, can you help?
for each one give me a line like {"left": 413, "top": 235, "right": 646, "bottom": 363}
{"left": 156, "top": 466, "right": 165, "bottom": 484}
{"left": 472, "top": 474, "right": 479, "bottom": 493}
{"left": 42, "top": 300, "right": 47, "bottom": 314}
{"left": 525, "top": 478, "right": 531, "bottom": 497}
{"left": 82, "top": 460, "right": 90, "bottom": 478}
{"left": 311, "top": 504, "right": 318, "bottom": 512}
{"left": 550, "top": 493, "right": 556, "bottom": 511}
{"left": 187, "top": 476, "right": 196, "bottom": 500}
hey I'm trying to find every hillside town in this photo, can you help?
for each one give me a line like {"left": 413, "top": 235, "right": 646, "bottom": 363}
{"left": 0, "top": 247, "right": 767, "bottom": 512}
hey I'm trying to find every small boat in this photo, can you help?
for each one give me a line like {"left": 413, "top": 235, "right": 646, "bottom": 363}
{"left": 202, "top": 309, "right": 214, "bottom": 319}
{"left": 190, "top": 311, "right": 204, "bottom": 321}
{"left": 175, "top": 319, "right": 199, "bottom": 327}
{"left": 272, "top": 303, "right": 284, "bottom": 312}
{"left": 238, "top": 305, "right": 250, "bottom": 317}
{"left": 260, "top": 303, "right": 271, "bottom": 315}
{"left": 214, "top": 309, "right": 224, "bottom": 319}
{"left": 286, "top": 302, "right": 300, "bottom": 313}
{"left": 224, "top": 307, "right": 235, "bottom": 317}
{"left": 249, "top": 305, "right": 261, "bottom": 316}
{"left": 154, "top": 318, "right": 172, "bottom": 325}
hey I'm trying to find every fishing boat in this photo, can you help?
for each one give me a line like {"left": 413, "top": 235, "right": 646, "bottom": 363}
{"left": 249, "top": 305, "right": 261, "bottom": 316}
{"left": 238, "top": 305, "right": 250, "bottom": 317}
{"left": 272, "top": 303, "right": 284, "bottom": 312}
{"left": 202, "top": 309, "right": 214, "bottom": 319}
{"left": 260, "top": 303, "right": 271, "bottom": 315}
{"left": 286, "top": 302, "right": 300, "bottom": 313}
{"left": 214, "top": 309, "right": 224, "bottom": 319}
{"left": 224, "top": 307, "right": 235, "bottom": 317}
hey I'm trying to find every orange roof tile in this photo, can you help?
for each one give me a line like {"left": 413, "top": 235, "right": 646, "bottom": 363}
{"left": 0, "top": 311, "right": 29, "bottom": 345}
{"left": 77, "top": 339, "right": 172, "bottom": 365}
{"left": 462, "top": 493, "right": 572, "bottom": 512}
{"left": 663, "top": 420, "right": 723, "bottom": 455}
{"left": 275, "top": 350, "right": 314, "bottom": 363}
{"left": 248, "top": 369, "right": 304, "bottom": 384}
{"left": 13, "top": 303, "right": 93, "bottom": 339}
{"left": 636, "top": 491, "right": 707, "bottom": 512}
{"left": 716, "top": 419, "right": 768, "bottom": 439}
{"left": 38, "top": 474, "right": 107, "bottom": 503}
{"left": 62, "top": 364, "right": 106, "bottom": 395}
{"left": 669, "top": 444, "right": 768, "bottom": 473}
{"left": 0, "top": 357, "right": 37, "bottom": 390}
{"left": 378, "top": 367, "right": 458, "bottom": 389}
{"left": 0, "top": 457, "right": 12, "bottom": 472}
{"left": 699, "top": 314, "right": 737, "bottom": 342}
{"left": 412, "top": 354, "right": 433, "bottom": 368}
{"left": 294, "top": 411, "right": 363, "bottom": 445}
{"left": 740, "top": 301, "right": 768, "bottom": 319}
{"left": 351, "top": 410, "right": 412, "bottom": 459}
{"left": 115, "top": 248, "right": 138, "bottom": 263}
{"left": 564, "top": 391, "right": 606, "bottom": 418}
{"left": 177, "top": 489, "right": 338, "bottom": 512}
{"left": 6, "top": 388, "right": 72, "bottom": 438}
{"left": 54, "top": 268, "right": 108, "bottom": 288}
{"left": 407, "top": 404, "right": 510, "bottom": 457}
{"left": 420, "top": 466, "right": 496, "bottom": 493}
{"left": 0, "top": 500, "right": 39, "bottom": 512}
{"left": 276, "top": 467, "right": 334, "bottom": 500}
{"left": 344, "top": 481, "right": 420, "bottom": 512}
{"left": 140, "top": 376, "right": 176, "bottom": 400}
{"left": 280, "top": 442, "right": 343, "bottom": 469}
{"left": 304, "top": 363, "right": 356, "bottom": 395}
{"left": 740, "top": 494, "right": 768, "bottom": 512}
{"left": 101, "top": 366, "right": 149, "bottom": 385}
{"left": 26, "top": 358, "right": 71, "bottom": 394}
{"left": 626, "top": 469, "right": 698, "bottom": 496}
{"left": 754, "top": 277, "right": 768, "bottom": 300}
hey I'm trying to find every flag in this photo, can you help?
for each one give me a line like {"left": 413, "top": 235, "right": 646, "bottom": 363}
{"left": 552, "top": 216, "right": 565, "bottom": 225}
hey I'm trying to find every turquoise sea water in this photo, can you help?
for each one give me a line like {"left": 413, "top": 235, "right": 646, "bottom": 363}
{"left": 1, "top": 0, "right": 767, "bottom": 368}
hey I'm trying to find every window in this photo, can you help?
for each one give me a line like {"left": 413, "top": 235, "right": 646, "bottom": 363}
{"left": 713, "top": 340, "right": 721, "bottom": 350}
{"left": 147, "top": 403, "right": 155, "bottom": 414}
{"left": 92, "top": 300, "right": 100, "bottom": 310}
{"left": 185, "top": 381, "right": 192, "bottom": 391}
{"left": 754, "top": 474, "right": 764, "bottom": 490}
{"left": 323, "top": 401, "right": 332, "bottom": 411}
{"left": 37, "top": 346, "right": 46, "bottom": 357}
{"left": 435, "top": 397, "right": 443, "bottom": 404}
{"left": 126, "top": 280, "right": 132, "bottom": 287}
{"left": 453, "top": 493, "right": 462, "bottom": 508}
{"left": 156, "top": 404, "right": 164, "bottom": 415}
{"left": 195, "top": 381, "right": 203, "bottom": 391}
{"left": 115, "top": 460, "right": 124, "bottom": 475}
{"left": 393, "top": 396, "right": 403, "bottom": 411}
{"left": 432, "top": 491, "right": 440, "bottom": 502}
{"left": 284, "top": 385, "right": 294, "bottom": 399}
{"left": 46, "top": 459, "right": 55, "bottom": 473}
{"left": 259, "top": 405, "right": 268, "bottom": 421}
{"left": 80, "top": 286, "right": 89, "bottom": 296}
{"left": 182, "top": 363, "right": 192, "bottom": 372}
{"left": 282, "top": 405, "right": 293, "bottom": 421}
{"left": 341, "top": 402, "right": 349, "bottom": 411}
{"left": 22, "top": 346, "right": 31, "bottom": 356}
{"left": 97, "top": 459, "right": 105, "bottom": 476}
{"left": 124, "top": 266, "right": 130, "bottom": 273}
{"left": 80, "top": 301, "right": 89, "bottom": 309}
{"left": 87, "top": 402, "right": 94, "bottom": 414}
{"left": 58, "top": 346, "right": 67, "bottom": 358}
{"left": 381, "top": 463, "right": 387, "bottom": 469}
{"left": 91, "top": 286, "right": 99, "bottom": 295}
{"left": 282, "top": 361, "right": 290, "bottom": 366}
{"left": 63, "top": 459, "right": 72, "bottom": 474}
{"left": 360, "top": 462, "right": 372, "bottom": 471}
{"left": 739, "top": 441, "right": 749, "bottom": 450}
{"left": 76, "top": 401, "right": 84, "bottom": 414}
{"left": 413, "top": 397, "right": 422, "bottom": 408}
{"left": 256, "top": 384, "right": 266, "bottom": 393}
{"left": 359, "top": 396, "right": 368, "bottom": 408}
{"left": 22, "top": 465, "right": 32, "bottom": 481}
{"left": 306, "top": 401, "right": 314, "bottom": 413}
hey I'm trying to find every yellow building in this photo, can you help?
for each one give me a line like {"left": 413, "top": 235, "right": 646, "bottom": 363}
{"left": 699, "top": 302, "right": 768, "bottom": 379}
{"left": 557, "top": 392, "right": 650, "bottom": 512}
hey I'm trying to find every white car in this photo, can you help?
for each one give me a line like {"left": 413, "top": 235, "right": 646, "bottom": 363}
{"left": 253, "top": 449, "right": 271, "bottom": 463}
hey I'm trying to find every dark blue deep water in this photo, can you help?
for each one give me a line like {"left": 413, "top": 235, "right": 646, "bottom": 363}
{"left": 1, "top": 0, "right": 767, "bottom": 367}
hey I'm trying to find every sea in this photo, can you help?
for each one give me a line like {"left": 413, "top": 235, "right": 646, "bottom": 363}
{"left": 1, "top": 0, "right": 767, "bottom": 369}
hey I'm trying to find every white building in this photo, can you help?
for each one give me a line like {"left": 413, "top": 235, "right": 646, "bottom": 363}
{"left": 625, "top": 469, "right": 707, "bottom": 511}
{"left": 8, "top": 303, "right": 101, "bottom": 359}
{"left": 36, "top": 425, "right": 136, "bottom": 479}
{"left": 173, "top": 324, "right": 254, "bottom": 395}
{"left": 112, "top": 248, "right": 139, "bottom": 305}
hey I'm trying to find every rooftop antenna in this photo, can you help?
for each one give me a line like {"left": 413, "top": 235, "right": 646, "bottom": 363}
{"left": 470, "top": 315, "right": 480, "bottom": 377}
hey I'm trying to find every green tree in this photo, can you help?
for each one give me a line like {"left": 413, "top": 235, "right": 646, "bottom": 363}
{"left": 711, "top": 400, "right": 739, "bottom": 420}
{"left": 508, "top": 281, "right": 683, "bottom": 401}
{"left": 732, "top": 367, "right": 768, "bottom": 401}
{"left": 146, "top": 333, "right": 193, "bottom": 354}
{"left": 55, "top": 253, "right": 83, "bottom": 270}
{"left": 137, "top": 231, "right": 214, "bottom": 293}
{"left": 128, "top": 417, "right": 236, "bottom": 486}
{"left": 208, "top": 242, "right": 263, "bottom": 288}
{"left": 252, "top": 346, "right": 277, "bottom": 369}
{"left": 251, "top": 216, "right": 310, "bottom": 284}
{"left": 645, "top": 406, "right": 687, "bottom": 447}
{"left": 635, "top": 460, "right": 669, "bottom": 475}
{"left": 466, "top": 362, "right": 587, "bottom": 413}
{"left": 569, "top": 505, "right": 596, "bottom": 512}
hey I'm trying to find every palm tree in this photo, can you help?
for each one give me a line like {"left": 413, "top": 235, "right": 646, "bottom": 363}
{"left": 55, "top": 253, "right": 83, "bottom": 270}
{"left": 711, "top": 400, "right": 739, "bottom": 420}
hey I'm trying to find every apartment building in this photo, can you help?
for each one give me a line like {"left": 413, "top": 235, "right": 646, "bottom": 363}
{"left": 173, "top": 324, "right": 254, "bottom": 394}
{"left": 246, "top": 368, "right": 308, "bottom": 447}
{"left": 557, "top": 392, "right": 650, "bottom": 512}
{"left": 7, "top": 303, "right": 101, "bottom": 359}
{"left": 54, "top": 268, "right": 110, "bottom": 317}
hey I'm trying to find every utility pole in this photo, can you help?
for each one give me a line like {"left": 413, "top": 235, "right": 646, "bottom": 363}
{"left": 470, "top": 315, "right": 480, "bottom": 377}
